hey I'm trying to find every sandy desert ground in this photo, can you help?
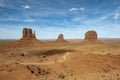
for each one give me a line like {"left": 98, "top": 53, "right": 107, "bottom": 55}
{"left": 0, "top": 39, "right": 120, "bottom": 80}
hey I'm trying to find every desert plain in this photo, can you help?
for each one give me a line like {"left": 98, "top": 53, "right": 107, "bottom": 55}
{"left": 0, "top": 36, "right": 120, "bottom": 80}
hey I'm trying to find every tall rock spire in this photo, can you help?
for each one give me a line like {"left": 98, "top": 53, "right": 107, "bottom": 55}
{"left": 55, "top": 34, "right": 68, "bottom": 43}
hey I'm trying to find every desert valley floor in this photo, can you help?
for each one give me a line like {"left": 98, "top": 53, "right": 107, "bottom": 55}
{"left": 0, "top": 39, "right": 120, "bottom": 80}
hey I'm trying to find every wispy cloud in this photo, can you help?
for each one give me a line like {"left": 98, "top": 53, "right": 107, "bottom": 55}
{"left": 69, "top": 8, "right": 78, "bottom": 11}
{"left": 114, "top": 13, "right": 120, "bottom": 19}
{"left": 0, "top": 16, "right": 36, "bottom": 23}
{"left": 96, "top": 16, "right": 109, "bottom": 21}
{"left": 69, "top": 7, "right": 85, "bottom": 12}
{"left": 72, "top": 16, "right": 107, "bottom": 24}
{"left": 24, "top": 19, "right": 35, "bottom": 22}
{"left": 72, "top": 17, "right": 86, "bottom": 22}
{"left": 22, "top": 5, "right": 30, "bottom": 9}
{"left": 0, "top": 17, "right": 21, "bottom": 22}
{"left": 79, "top": 7, "right": 85, "bottom": 11}
{"left": 114, "top": 7, "right": 120, "bottom": 20}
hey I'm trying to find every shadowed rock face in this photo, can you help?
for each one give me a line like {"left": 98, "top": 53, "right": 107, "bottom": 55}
{"left": 56, "top": 34, "right": 68, "bottom": 43}
{"left": 85, "top": 31, "right": 97, "bottom": 40}
{"left": 23, "top": 28, "right": 36, "bottom": 39}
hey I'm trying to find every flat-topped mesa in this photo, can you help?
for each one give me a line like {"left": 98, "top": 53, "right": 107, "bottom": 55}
{"left": 22, "top": 28, "right": 36, "bottom": 39}
{"left": 55, "top": 34, "right": 68, "bottom": 43}
{"left": 81, "top": 30, "right": 103, "bottom": 44}
{"left": 85, "top": 30, "right": 97, "bottom": 40}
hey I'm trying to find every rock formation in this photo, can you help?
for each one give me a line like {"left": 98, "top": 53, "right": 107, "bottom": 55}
{"left": 22, "top": 28, "right": 36, "bottom": 39}
{"left": 85, "top": 30, "right": 97, "bottom": 40}
{"left": 18, "top": 28, "right": 43, "bottom": 46}
{"left": 81, "top": 30, "right": 103, "bottom": 44}
{"left": 55, "top": 34, "right": 68, "bottom": 43}
{"left": 4, "top": 28, "right": 43, "bottom": 48}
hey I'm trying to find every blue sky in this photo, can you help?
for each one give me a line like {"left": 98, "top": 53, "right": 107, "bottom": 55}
{"left": 0, "top": 0, "right": 120, "bottom": 39}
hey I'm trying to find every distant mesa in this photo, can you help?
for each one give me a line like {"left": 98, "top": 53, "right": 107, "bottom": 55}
{"left": 81, "top": 30, "right": 103, "bottom": 44}
{"left": 3, "top": 28, "right": 43, "bottom": 48}
{"left": 55, "top": 34, "right": 68, "bottom": 43}
{"left": 22, "top": 28, "right": 36, "bottom": 39}
{"left": 85, "top": 30, "right": 97, "bottom": 40}
{"left": 18, "top": 28, "right": 43, "bottom": 45}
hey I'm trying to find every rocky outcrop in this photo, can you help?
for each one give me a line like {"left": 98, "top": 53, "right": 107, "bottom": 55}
{"left": 55, "top": 34, "right": 68, "bottom": 43}
{"left": 3, "top": 28, "right": 43, "bottom": 48}
{"left": 22, "top": 28, "right": 36, "bottom": 39}
{"left": 81, "top": 30, "right": 103, "bottom": 44}
{"left": 16, "top": 28, "right": 43, "bottom": 46}
{"left": 85, "top": 31, "right": 97, "bottom": 40}
{"left": 57, "top": 34, "right": 64, "bottom": 41}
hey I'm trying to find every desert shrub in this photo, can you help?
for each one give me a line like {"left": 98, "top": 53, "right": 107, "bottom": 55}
{"left": 58, "top": 73, "right": 65, "bottom": 79}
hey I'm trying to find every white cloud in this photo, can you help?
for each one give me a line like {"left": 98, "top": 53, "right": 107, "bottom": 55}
{"left": 72, "top": 15, "right": 87, "bottom": 22}
{"left": 79, "top": 7, "right": 85, "bottom": 11}
{"left": 97, "top": 16, "right": 108, "bottom": 21}
{"left": 72, "top": 15, "right": 110, "bottom": 27}
{"left": 69, "top": 8, "right": 78, "bottom": 11}
{"left": 72, "top": 17, "right": 82, "bottom": 22}
{"left": 114, "top": 12, "right": 120, "bottom": 20}
{"left": 114, "top": 7, "right": 120, "bottom": 20}
{"left": 69, "top": 7, "right": 85, "bottom": 12}
{"left": 24, "top": 19, "right": 35, "bottom": 22}
{"left": 22, "top": 5, "right": 30, "bottom": 9}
